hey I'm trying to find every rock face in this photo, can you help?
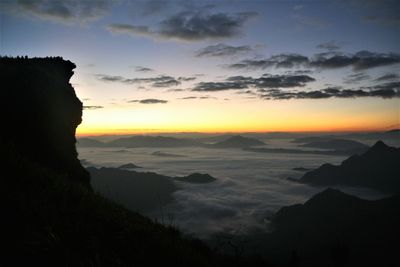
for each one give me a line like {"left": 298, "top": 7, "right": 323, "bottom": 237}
{"left": 299, "top": 141, "right": 400, "bottom": 193}
{"left": 1, "top": 57, "right": 90, "bottom": 188}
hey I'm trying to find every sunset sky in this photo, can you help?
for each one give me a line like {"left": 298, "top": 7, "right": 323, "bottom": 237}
{"left": 1, "top": 0, "right": 399, "bottom": 135}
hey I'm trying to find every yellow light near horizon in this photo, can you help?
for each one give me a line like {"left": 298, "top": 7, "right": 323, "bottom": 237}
{"left": 76, "top": 98, "right": 400, "bottom": 136}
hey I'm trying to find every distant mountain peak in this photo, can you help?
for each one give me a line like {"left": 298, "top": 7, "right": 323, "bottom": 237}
{"left": 371, "top": 140, "right": 388, "bottom": 150}
{"left": 365, "top": 140, "right": 396, "bottom": 155}
{"left": 306, "top": 188, "right": 354, "bottom": 204}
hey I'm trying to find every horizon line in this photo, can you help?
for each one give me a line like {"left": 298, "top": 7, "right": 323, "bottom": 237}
{"left": 76, "top": 127, "right": 399, "bottom": 137}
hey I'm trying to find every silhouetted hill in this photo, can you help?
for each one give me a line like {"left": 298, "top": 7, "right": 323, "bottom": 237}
{"left": 299, "top": 138, "right": 368, "bottom": 153}
{"left": 211, "top": 135, "right": 265, "bottom": 148}
{"left": 1, "top": 56, "right": 90, "bottom": 188}
{"left": 266, "top": 188, "right": 400, "bottom": 266}
{"left": 194, "top": 134, "right": 235, "bottom": 143}
{"left": 88, "top": 167, "right": 176, "bottom": 213}
{"left": 175, "top": 173, "right": 217, "bottom": 183}
{"left": 118, "top": 163, "right": 142, "bottom": 169}
{"left": 108, "top": 135, "right": 200, "bottom": 147}
{"left": 291, "top": 136, "right": 332, "bottom": 143}
{"left": 299, "top": 141, "right": 400, "bottom": 193}
{"left": 77, "top": 137, "right": 107, "bottom": 147}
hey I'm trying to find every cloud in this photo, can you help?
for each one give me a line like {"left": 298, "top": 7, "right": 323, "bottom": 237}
{"left": 128, "top": 99, "right": 168, "bottom": 104}
{"left": 96, "top": 74, "right": 125, "bottom": 82}
{"left": 178, "top": 96, "right": 198, "bottom": 100}
{"left": 192, "top": 74, "right": 315, "bottom": 92}
{"left": 363, "top": 81, "right": 400, "bottom": 92}
{"left": 311, "top": 51, "right": 400, "bottom": 70}
{"left": 177, "top": 76, "right": 197, "bottom": 81}
{"left": 2, "top": 0, "right": 113, "bottom": 24}
{"left": 83, "top": 105, "right": 104, "bottom": 110}
{"left": 107, "top": 10, "right": 257, "bottom": 41}
{"left": 192, "top": 81, "right": 248, "bottom": 91}
{"left": 343, "top": 72, "right": 370, "bottom": 84}
{"left": 178, "top": 96, "right": 217, "bottom": 100}
{"left": 227, "top": 53, "right": 309, "bottom": 70}
{"left": 259, "top": 83, "right": 400, "bottom": 100}
{"left": 228, "top": 51, "right": 400, "bottom": 71}
{"left": 374, "top": 73, "right": 400, "bottom": 81}
{"left": 316, "top": 41, "right": 341, "bottom": 51}
{"left": 135, "top": 66, "right": 154, "bottom": 72}
{"left": 255, "top": 74, "right": 315, "bottom": 88}
{"left": 96, "top": 74, "right": 181, "bottom": 88}
{"left": 107, "top": 24, "right": 151, "bottom": 36}
{"left": 195, "top": 43, "right": 252, "bottom": 57}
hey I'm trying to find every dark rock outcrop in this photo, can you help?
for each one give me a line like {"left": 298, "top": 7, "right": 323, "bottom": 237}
{"left": 299, "top": 141, "right": 400, "bottom": 193}
{"left": 1, "top": 57, "right": 90, "bottom": 188}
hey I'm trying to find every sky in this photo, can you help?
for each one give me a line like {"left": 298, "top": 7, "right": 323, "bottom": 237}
{"left": 1, "top": 0, "right": 399, "bottom": 135}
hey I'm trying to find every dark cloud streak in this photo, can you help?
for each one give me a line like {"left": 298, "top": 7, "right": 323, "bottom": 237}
{"left": 3, "top": 0, "right": 112, "bottom": 24}
{"left": 227, "top": 51, "right": 400, "bottom": 71}
{"left": 128, "top": 99, "right": 168, "bottom": 104}
{"left": 192, "top": 74, "right": 315, "bottom": 91}
{"left": 107, "top": 9, "right": 257, "bottom": 41}
{"left": 195, "top": 43, "right": 252, "bottom": 57}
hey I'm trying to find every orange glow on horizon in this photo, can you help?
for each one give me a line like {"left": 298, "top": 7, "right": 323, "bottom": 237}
{"left": 76, "top": 123, "right": 397, "bottom": 137}
{"left": 76, "top": 97, "right": 399, "bottom": 137}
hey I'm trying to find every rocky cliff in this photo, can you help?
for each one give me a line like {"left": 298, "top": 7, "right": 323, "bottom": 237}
{"left": 0, "top": 56, "right": 90, "bottom": 188}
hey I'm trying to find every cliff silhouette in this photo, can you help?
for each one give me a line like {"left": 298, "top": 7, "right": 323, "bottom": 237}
{"left": 1, "top": 56, "right": 90, "bottom": 188}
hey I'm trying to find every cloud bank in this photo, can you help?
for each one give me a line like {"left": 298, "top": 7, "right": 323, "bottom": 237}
{"left": 107, "top": 9, "right": 257, "bottom": 41}
{"left": 2, "top": 0, "right": 113, "bottom": 24}
{"left": 227, "top": 51, "right": 400, "bottom": 71}
{"left": 128, "top": 99, "right": 168, "bottom": 104}
{"left": 195, "top": 43, "right": 252, "bottom": 57}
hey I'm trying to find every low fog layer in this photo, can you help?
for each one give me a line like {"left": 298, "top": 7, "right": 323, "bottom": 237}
{"left": 79, "top": 137, "right": 391, "bottom": 238}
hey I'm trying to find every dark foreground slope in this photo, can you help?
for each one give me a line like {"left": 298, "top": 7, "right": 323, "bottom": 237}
{"left": 266, "top": 188, "right": 400, "bottom": 266}
{"left": 0, "top": 57, "right": 259, "bottom": 267}
{"left": 299, "top": 141, "right": 400, "bottom": 193}
{"left": 1, "top": 143, "right": 225, "bottom": 266}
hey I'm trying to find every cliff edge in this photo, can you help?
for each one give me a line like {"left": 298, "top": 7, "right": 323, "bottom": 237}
{"left": 0, "top": 56, "right": 90, "bottom": 188}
